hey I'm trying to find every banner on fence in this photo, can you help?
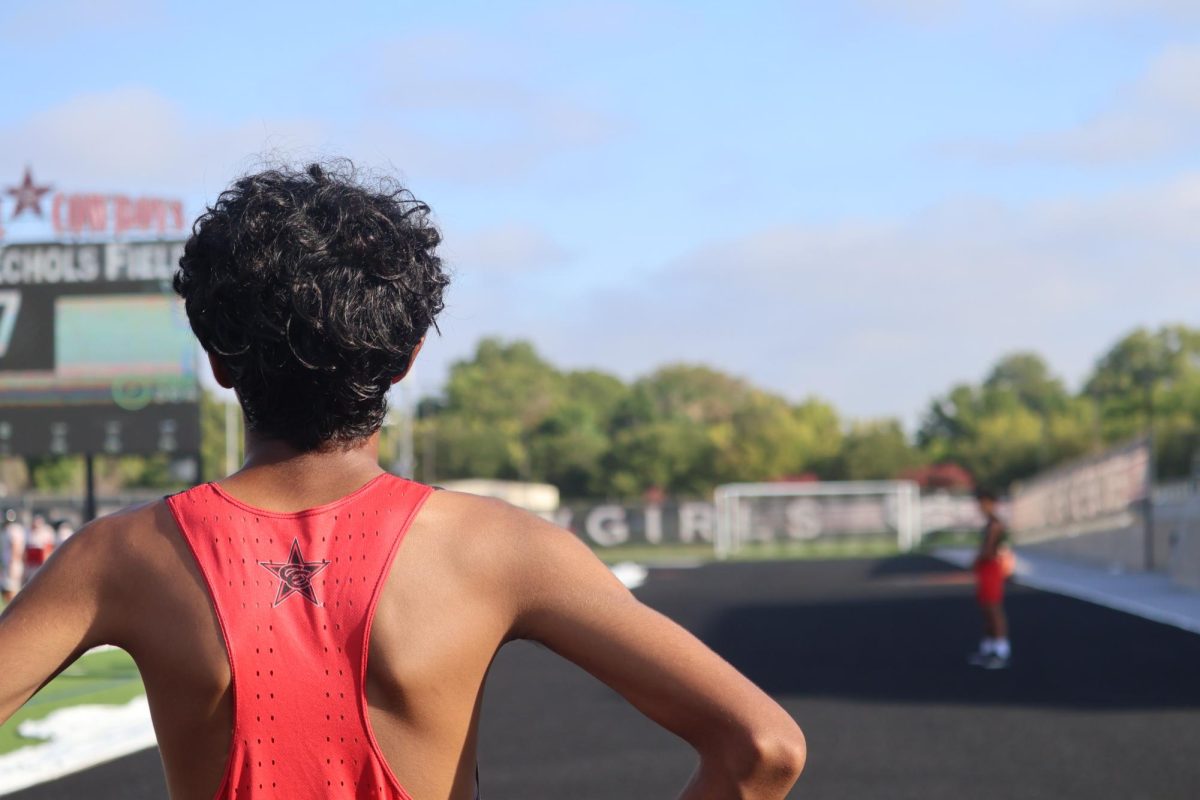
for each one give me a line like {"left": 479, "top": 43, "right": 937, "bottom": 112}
{"left": 1010, "top": 437, "right": 1151, "bottom": 542}
{"left": 556, "top": 492, "right": 987, "bottom": 548}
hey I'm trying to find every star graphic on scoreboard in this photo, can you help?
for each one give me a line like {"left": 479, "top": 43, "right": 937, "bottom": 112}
{"left": 257, "top": 538, "right": 331, "bottom": 608}
{"left": 6, "top": 167, "right": 53, "bottom": 219}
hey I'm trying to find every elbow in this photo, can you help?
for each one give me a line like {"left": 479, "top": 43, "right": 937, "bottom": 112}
{"left": 753, "top": 723, "right": 807, "bottom": 785}
{"left": 708, "top": 720, "right": 806, "bottom": 795}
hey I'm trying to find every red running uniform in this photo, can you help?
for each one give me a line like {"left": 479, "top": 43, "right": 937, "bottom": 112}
{"left": 974, "top": 556, "right": 1005, "bottom": 606}
{"left": 23, "top": 544, "right": 51, "bottom": 569}
{"left": 167, "top": 473, "right": 434, "bottom": 799}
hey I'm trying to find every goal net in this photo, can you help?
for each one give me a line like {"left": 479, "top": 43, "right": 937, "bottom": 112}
{"left": 713, "top": 481, "right": 922, "bottom": 559}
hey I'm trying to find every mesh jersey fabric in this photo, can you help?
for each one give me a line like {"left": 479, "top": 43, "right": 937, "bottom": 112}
{"left": 166, "top": 472, "right": 436, "bottom": 800}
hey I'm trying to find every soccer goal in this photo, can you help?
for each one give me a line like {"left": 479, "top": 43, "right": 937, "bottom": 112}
{"left": 713, "top": 481, "right": 922, "bottom": 559}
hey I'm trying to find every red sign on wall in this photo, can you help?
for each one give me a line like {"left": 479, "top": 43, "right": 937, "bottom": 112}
{"left": 2, "top": 167, "right": 185, "bottom": 240}
{"left": 51, "top": 194, "right": 185, "bottom": 237}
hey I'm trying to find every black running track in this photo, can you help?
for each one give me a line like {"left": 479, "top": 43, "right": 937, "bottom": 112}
{"left": 11, "top": 556, "right": 1200, "bottom": 799}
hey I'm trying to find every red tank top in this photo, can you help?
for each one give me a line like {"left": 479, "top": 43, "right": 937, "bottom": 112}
{"left": 166, "top": 472, "right": 433, "bottom": 799}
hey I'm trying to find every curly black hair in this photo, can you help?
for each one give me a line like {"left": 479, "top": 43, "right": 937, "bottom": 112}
{"left": 174, "top": 161, "right": 449, "bottom": 451}
{"left": 974, "top": 487, "right": 998, "bottom": 503}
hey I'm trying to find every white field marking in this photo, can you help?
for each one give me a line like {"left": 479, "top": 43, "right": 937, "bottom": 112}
{"left": 637, "top": 558, "right": 707, "bottom": 569}
{"left": 610, "top": 561, "right": 649, "bottom": 590}
{"left": 0, "top": 696, "right": 156, "bottom": 797}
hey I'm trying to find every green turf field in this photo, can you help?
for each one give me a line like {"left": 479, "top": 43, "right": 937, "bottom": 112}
{"left": 591, "top": 537, "right": 901, "bottom": 564}
{"left": 0, "top": 648, "right": 145, "bottom": 755}
{"left": 589, "top": 529, "right": 979, "bottom": 565}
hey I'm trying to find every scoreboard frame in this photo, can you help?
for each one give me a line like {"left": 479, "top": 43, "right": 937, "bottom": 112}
{"left": 0, "top": 239, "right": 201, "bottom": 460}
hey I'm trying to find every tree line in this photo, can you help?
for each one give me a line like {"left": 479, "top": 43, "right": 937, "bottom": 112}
{"left": 12, "top": 324, "right": 1200, "bottom": 500}
{"left": 417, "top": 325, "right": 1200, "bottom": 498}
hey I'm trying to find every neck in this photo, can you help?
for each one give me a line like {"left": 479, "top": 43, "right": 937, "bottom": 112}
{"left": 236, "top": 428, "right": 384, "bottom": 486}
{"left": 211, "top": 427, "right": 387, "bottom": 517}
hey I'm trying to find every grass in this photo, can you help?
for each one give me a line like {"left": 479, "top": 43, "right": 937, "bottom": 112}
{"left": 0, "top": 648, "right": 145, "bottom": 755}
{"left": 917, "top": 529, "right": 980, "bottom": 549}
{"left": 590, "top": 529, "right": 981, "bottom": 565}
{"left": 592, "top": 537, "right": 901, "bottom": 564}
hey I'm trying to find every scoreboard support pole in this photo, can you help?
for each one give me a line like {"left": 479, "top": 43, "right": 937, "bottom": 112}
{"left": 83, "top": 453, "right": 97, "bottom": 523}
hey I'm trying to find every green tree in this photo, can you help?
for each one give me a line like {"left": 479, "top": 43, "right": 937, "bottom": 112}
{"left": 27, "top": 456, "right": 83, "bottom": 493}
{"left": 420, "top": 339, "right": 631, "bottom": 491}
{"left": 983, "top": 352, "right": 1070, "bottom": 415}
{"left": 1085, "top": 326, "right": 1200, "bottom": 409}
{"left": 952, "top": 405, "right": 1044, "bottom": 490}
{"left": 533, "top": 369, "right": 630, "bottom": 495}
{"left": 1084, "top": 326, "right": 1200, "bottom": 477}
{"left": 612, "top": 365, "right": 752, "bottom": 428}
{"left": 603, "top": 419, "right": 716, "bottom": 498}
{"left": 600, "top": 365, "right": 749, "bottom": 496}
{"left": 529, "top": 403, "right": 612, "bottom": 497}
{"left": 791, "top": 398, "right": 843, "bottom": 475}
{"left": 429, "top": 338, "right": 567, "bottom": 480}
{"left": 919, "top": 352, "right": 1098, "bottom": 489}
{"left": 833, "top": 419, "right": 924, "bottom": 480}
{"left": 200, "top": 389, "right": 241, "bottom": 482}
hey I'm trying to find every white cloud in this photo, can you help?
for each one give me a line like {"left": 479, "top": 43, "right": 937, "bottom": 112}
{"left": 945, "top": 43, "right": 1200, "bottom": 164}
{"left": 861, "top": 0, "right": 963, "bottom": 24}
{"left": 1006, "top": 0, "right": 1200, "bottom": 22}
{"left": 0, "top": 76, "right": 619, "bottom": 201}
{"left": 419, "top": 172, "right": 1200, "bottom": 424}
{"left": 528, "top": 1, "right": 701, "bottom": 40}
{"left": 444, "top": 224, "right": 570, "bottom": 275}
{"left": 358, "top": 32, "right": 623, "bottom": 180}
{"left": 0, "top": 0, "right": 166, "bottom": 43}
{"left": 861, "top": 0, "right": 1200, "bottom": 24}
{"left": 0, "top": 86, "right": 324, "bottom": 197}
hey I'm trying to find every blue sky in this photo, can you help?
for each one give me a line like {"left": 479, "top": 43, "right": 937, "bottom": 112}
{"left": 2, "top": 0, "right": 1199, "bottom": 424}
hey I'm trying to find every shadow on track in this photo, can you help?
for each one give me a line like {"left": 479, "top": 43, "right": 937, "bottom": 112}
{"left": 12, "top": 555, "right": 1200, "bottom": 800}
{"left": 695, "top": 556, "right": 1200, "bottom": 710}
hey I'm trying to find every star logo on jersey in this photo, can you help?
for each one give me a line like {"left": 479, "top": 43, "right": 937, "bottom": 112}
{"left": 257, "top": 538, "right": 331, "bottom": 608}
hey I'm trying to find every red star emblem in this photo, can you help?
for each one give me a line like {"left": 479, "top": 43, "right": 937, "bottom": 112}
{"left": 257, "top": 538, "right": 330, "bottom": 607}
{"left": 6, "top": 167, "right": 53, "bottom": 219}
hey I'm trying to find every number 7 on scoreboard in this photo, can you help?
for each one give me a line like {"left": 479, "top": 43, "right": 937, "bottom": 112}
{"left": 0, "top": 290, "right": 22, "bottom": 359}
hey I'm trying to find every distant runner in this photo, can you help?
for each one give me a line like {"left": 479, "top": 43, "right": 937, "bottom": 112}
{"left": 1, "top": 510, "right": 24, "bottom": 603}
{"left": 968, "top": 488, "right": 1012, "bottom": 670}
{"left": 0, "top": 162, "right": 805, "bottom": 800}
{"left": 22, "top": 514, "right": 56, "bottom": 585}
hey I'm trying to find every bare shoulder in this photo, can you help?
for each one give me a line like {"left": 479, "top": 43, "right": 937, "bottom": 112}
{"left": 407, "top": 489, "right": 629, "bottom": 638}
{"left": 59, "top": 499, "right": 179, "bottom": 572}
{"left": 0, "top": 499, "right": 177, "bottom": 654}
{"left": 416, "top": 488, "right": 565, "bottom": 539}
{"left": 44, "top": 500, "right": 192, "bottom": 629}
{"left": 414, "top": 489, "right": 603, "bottom": 574}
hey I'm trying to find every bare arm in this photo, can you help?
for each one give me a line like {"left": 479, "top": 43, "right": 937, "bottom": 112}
{"left": 0, "top": 520, "right": 118, "bottom": 725}
{"left": 492, "top": 502, "right": 805, "bottom": 800}
{"left": 979, "top": 519, "right": 1004, "bottom": 560}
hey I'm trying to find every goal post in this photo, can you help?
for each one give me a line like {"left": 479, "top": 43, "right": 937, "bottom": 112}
{"left": 713, "top": 480, "right": 922, "bottom": 559}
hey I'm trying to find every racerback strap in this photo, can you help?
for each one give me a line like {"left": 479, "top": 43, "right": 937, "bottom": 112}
{"left": 166, "top": 472, "right": 432, "bottom": 799}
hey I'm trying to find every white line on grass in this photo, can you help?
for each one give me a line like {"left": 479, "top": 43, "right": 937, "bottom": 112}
{"left": 0, "top": 696, "right": 156, "bottom": 797}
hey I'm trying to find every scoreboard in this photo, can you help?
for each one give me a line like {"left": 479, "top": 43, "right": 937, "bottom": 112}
{"left": 0, "top": 240, "right": 201, "bottom": 457}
